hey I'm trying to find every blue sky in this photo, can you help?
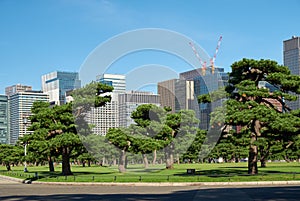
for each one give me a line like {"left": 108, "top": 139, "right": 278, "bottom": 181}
{"left": 0, "top": 0, "right": 300, "bottom": 94}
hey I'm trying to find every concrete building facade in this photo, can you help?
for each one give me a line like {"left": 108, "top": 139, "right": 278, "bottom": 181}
{"left": 8, "top": 91, "right": 48, "bottom": 144}
{"left": 118, "top": 91, "right": 160, "bottom": 127}
{"left": 5, "top": 84, "right": 32, "bottom": 97}
{"left": 86, "top": 74, "right": 126, "bottom": 135}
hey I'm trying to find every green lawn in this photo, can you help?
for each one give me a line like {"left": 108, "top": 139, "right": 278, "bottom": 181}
{"left": 1, "top": 162, "right": 300, "bottom": 182}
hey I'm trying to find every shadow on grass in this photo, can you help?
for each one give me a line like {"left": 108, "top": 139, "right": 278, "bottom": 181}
{"left": 174, "top": 167, "right": 291, "bottom": 177}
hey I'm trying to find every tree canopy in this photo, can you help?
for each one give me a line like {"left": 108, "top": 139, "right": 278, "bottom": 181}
{"left": 200, "top": 58, "right": 300, "bottom": 174}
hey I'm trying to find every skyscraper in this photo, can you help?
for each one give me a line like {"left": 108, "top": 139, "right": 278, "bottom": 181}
{"left": 96, "top": 74, "right": 126, "bottom": 93}
{"left": 86, "top": 74, "right": 126, "bottom": 135}
{"left": 118, "top": 91, "right": 160, "bottom": 127}
{"left": 158, "top": 79, "right": 196, "bottom": 113}
{"left": 283, "top": 36, "right": 300, "bottom": 110}
{"left": 180, "top": 67, "right": 228, "bottom": 130}
{"left": 0, "top": 95, "right": 9, "bottom": 144}
{"left": 158, "top": 67, "right": 228, "bottom": 130}
{"left": 8, "top": 90, "right": 48, "bottom": 144}
{"left": 41, "top": 71, "right": 81, "bottom": 105}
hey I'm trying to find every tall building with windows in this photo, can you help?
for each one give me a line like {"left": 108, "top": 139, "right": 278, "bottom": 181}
{"left": 86, "top": 97, "right": 119, "bottom": 136}
{"left": 283, "top": 36, "right": 300, "bottom": 110}
{"left": 41, "top": 71, "right": 81, "bottom": 105}
{"left": 86, "top": 74, "right": 126, "bottom": 135}
{"left": 158, "top": 79, "right": 196, "bottom": 113}
{"left": 0, "top": 95, "right": 9, "bottom": 144}
{"left": 5, "top": 84, "right": 32, "bottom": 96}
{"left": 193, "top": 73, "right": 228, "bottom": 129}
{"left": 96, "top": 74, "right": 126, "bottom": 93}
{"left": 8, "top": 90, "right": 48, "bottom": 144}
{"left": 118, "top": 91, "right": 160, "bottom": 127}
{"left": 158, "top": 67, "right": 228, "bottom": 130}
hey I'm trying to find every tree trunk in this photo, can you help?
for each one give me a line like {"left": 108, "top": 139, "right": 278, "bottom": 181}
{"left": 165, "top": 143, "right": 174, "bottom": 169}
{"left": 62, "top": 147, "right": 72, "bottom": 175}
{"left": 6, "top": 163, "right": 11, "bottom": 171}
{"left": 248, "top": 133, "right": 258, "bottom": 174}
{"left": 142, "top": 154, "right": 149, "bottom": 168}
{"left": 48, "top": 156, "right": 54, "bottom": 172}
{"left": 118, "top": 149, "right": 126, "bottom": 173}
{"left": 260, "top": 158, "right": 267, "bottom": 168}
{"left": 260, "top": 147, "right": 267, "bottom": 168}
{"left": 152, "top": 150, "right": 157, "bottom": 165}
{"left": 102, "top": 157, "right": 105, "bottom": 166}
{"left": 87, "top": 160, "right": 91, "bottom": 167}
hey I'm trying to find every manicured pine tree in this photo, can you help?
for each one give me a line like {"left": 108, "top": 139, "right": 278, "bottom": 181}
{"left": 225, "top": 58, "right": 300, "bottom": 174}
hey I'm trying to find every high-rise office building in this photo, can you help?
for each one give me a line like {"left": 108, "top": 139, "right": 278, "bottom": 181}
{"left": 194, "top": 74, "right": 228, "bottom": 129}
{"left": 180, "top": 67, "right": 228, "bottom": 130}
{"left": 5, "top": 84, "right": 32, "bottom": 96}
{"left": 0, "top": 95, "right": 9, "bottom": 144}
{"left": 41, "top": 71, "right": 81, "bottom": 105}
{"left": 86, "top": 97, "right": 119, "bottom": 136}
{"left": 96, "top": 74, "right": 126, "bottom": 93}
{"left": 158, "top": 67, "right": 228, "bottom": 130}
{"left": 118, "top": 91, "right": 160, "bottom": 127}
{"left": 283, "top": 36, "right": 300, "bottom": 110}
{"left": 86, "top": 74, "right": 126, "bottom": 135}
{"left": 9, "top": 90, "right": 48, "bottom": 144}
{"left": 158, "top": 79, "right": 196, "bottom": 113}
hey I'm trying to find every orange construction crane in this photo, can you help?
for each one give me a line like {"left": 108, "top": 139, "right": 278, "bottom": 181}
{"left": 189, "top": 35, "right": 222, "bottom": 75}
{"left": 189, "top": 41, "right": 207, "bottom": 75}
{"left": 210, "top": 36, "right": 222, "bottom": 74}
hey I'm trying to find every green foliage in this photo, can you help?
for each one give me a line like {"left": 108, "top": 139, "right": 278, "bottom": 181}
{"left": 198, "top": 58, "right": 300, "bottom": 172}
{"left": 0, "top": 144, "right": 23, "bottom": 169}
{"left": 71, "top": 81, "right": 113, "bottom": 116}
{"left": 106, "top": 104, "right": 201, "bottom": 170}
{"left": 21, "top": 101, "right": 84, "bottom": 175}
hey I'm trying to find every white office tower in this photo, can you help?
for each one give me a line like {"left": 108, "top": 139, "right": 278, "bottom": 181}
{"left": 41, "top": 71, "right": 81, "bottom": 105}
{"left": 96, "top": 74, "right": 126, "bottom": 93}
{"left": 8, "top": 90, "right": 49, "bottom": 144}
{"left": 86, "top": 74, "right": 126, "bottom": 135}
{"left": 118, "top": 91, "right": 160, "bottom": 127}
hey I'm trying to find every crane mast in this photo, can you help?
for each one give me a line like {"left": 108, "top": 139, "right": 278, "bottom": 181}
{"left": 189, "top": 41, "right": 207, "bottom": 75}
{"left": 189, "top": 35, "right": 222, "bottom": 75}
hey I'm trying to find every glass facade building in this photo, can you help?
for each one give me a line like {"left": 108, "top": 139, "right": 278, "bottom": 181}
{"left": 283, "top": 36, "right": 300, "bottom": 110}
{"left": 0, "top": 95, "right": 9, "bottom": 144}
{"left": 180, "top": 67, "right": 228, "bottom": 130}
{"left": 96, "top": 74, "right": 126, "bottom": 93}
{"left": 41, "top": 71, "right": 81, "bottom": 105}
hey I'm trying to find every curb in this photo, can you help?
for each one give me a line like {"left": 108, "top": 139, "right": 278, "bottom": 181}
{"left": 2, "top": 174, "right": 300, "bottom": 187}
{"left": 30, "top": 180, "right": 300, "bottom": 187}
{"left": 0, "top": 174, "right": 25, "bottom": 183}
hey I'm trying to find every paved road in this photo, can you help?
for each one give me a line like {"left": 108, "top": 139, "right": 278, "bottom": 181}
{"left": 0, "top": 177, "right": 300, "bottom": 201}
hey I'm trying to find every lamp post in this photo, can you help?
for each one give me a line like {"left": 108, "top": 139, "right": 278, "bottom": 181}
{"left": 23, "top": 116, "right": 28, "bottom": 172}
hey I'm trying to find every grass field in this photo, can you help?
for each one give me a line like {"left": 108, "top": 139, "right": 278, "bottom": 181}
{"left": 1, "top": 162, "right": 300, "bottom": 182}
